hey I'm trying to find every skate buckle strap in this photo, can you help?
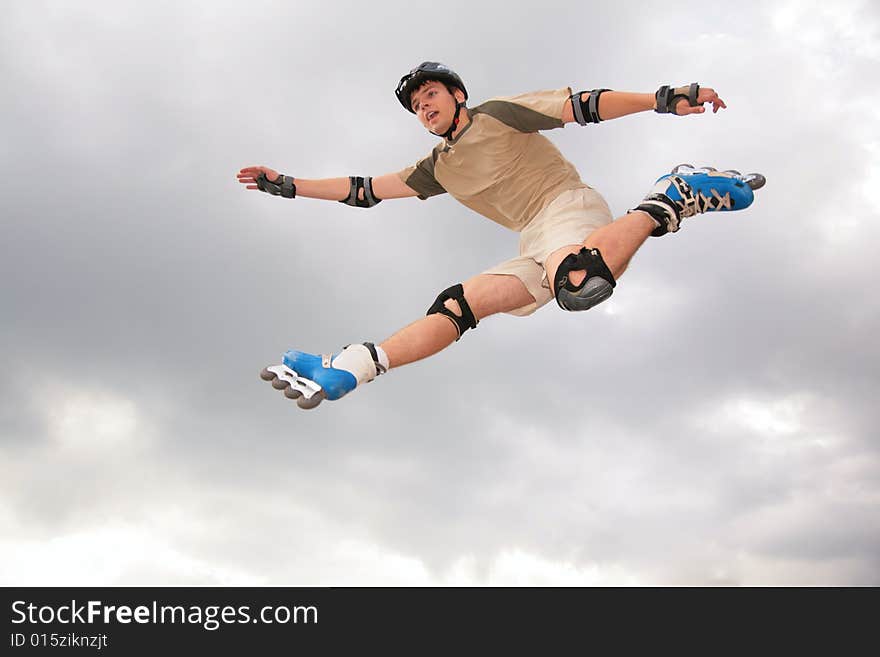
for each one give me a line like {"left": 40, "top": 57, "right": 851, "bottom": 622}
{"left": 362, "top": 342, "right": 387, "bottom": 376}
{"left": 669, "top": 176, "right": 700, "bottom": 216}
{"left": 635, "top": 195, "right": 680, "bottom": 236}
{"left": 634, "top": 174, "right": 695, "bottom": 235}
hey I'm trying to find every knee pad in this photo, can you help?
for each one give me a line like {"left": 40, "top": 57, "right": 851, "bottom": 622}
{"left": 553, "top": 247, "right": 616, "bottom": 312}
{"left": 426, "top": 283, "right": 478, "bottom": 341}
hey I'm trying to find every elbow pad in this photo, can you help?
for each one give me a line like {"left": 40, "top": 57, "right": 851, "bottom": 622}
{"left": 340, "top": 176, "right": 382, "bottom": 208}
{"left": 569, "top": 89, "right": 611, "bottom": 125}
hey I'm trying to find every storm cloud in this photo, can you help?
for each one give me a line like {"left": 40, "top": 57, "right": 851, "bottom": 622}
{"left": 2, "top": 0, "right": 878, "bottom": 585}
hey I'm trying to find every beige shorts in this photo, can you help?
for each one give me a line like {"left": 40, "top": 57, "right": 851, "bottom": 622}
{"left": 483, "top": 186, "right": 614, "bottom": 316}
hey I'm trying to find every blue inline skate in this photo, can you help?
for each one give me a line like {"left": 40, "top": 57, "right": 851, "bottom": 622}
{"left": 635, "top": 164, "right": 766, "bottom": 236}
{"left": 260, "top": 342, "right": 386, "bottom": 410}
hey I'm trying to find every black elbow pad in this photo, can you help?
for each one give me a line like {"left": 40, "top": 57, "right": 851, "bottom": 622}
{"left": 569, "top": 89, "right": 611, "bottom": 125}
{"left": 340, "top": 176, "right": 382, "bottom": 208}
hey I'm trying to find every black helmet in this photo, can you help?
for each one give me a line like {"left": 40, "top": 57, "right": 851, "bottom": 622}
{"left": 395, "top": 61, "right": 468, "bottom": 113}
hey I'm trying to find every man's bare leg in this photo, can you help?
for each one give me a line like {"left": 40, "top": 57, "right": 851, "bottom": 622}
{"left": 544, "top": 210, "right": 656, "bottom": 288}
{"left": 380, "top": 273, "right": 535, "bottom": 368}
{"left": 382, "top": 211, "right": 655, "bottom": 369}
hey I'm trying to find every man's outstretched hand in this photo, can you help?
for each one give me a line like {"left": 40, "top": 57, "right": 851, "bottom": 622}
{"left": 237, "top": 166, "right": 280, "bottom": 190}
{"left": 677, "top": 87, "right": 727, "bottom": 115}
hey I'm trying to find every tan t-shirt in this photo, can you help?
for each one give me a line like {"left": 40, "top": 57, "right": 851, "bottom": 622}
{"left": 396, "top": 88, "right": 587, "bottom": 232}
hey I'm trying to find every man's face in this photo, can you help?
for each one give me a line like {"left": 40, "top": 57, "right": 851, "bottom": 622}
{"left": 410, "top": 80, "right": 463, "bottom": 133}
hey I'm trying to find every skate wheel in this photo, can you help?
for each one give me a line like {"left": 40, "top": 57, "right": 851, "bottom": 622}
{"left": 722, "top": 169, "right": 742, "bottom": 177}
{"left": 271, "top": 378, "right": 290, "bottom": 390}
{"left": 260, "top": 368, "right": 276, "bottom": 382}
{"left": 745, "top": 173, "right": 766, "bottom": 190}
{"left": 703, "top": 166, "right": 717, "bottom": 172}
{"left": 283, "top": 386, "right": 302, "bottom": 400}
{"left": 297, "top": 390, "right": 325, "bottom": 410}
{"left": 671, "top": 163, "right": 694, "bottom": 174}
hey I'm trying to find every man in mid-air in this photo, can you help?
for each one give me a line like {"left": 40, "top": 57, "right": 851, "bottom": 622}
{"left": 238, "top": 62, "right": 764, "bottom": 409}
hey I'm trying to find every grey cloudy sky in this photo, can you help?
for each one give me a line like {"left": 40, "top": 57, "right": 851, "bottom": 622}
{"left": 2, "top": 0, "right": 878, "bottom": 585}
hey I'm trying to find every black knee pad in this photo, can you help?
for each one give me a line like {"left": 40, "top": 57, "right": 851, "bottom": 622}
{"left": 553, "top": 247, "right": 616, "bottom": 311}
{"left": 426, "top": 283, "right": 478, "bottom": 341}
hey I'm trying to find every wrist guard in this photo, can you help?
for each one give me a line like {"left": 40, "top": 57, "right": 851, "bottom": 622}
{"left": 256, "top": 172, "right": 297, "bottom": 198}
{"left": 569, "top": 89, "right": 611, "bottom": 125}
{"left": 654, "top": 83, "right": 700, "bottom": 115}
{"left": 340, "top": 176, "right": 382, "bottom": 208}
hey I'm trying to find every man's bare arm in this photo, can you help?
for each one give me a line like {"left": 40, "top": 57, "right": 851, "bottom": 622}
{"left": 237, "top": 167, "right": 419, "bottom": 202}
{"left": 561, "top": 87, "right": 726, "bottom": 124}
{"left": 370, "top": 172, "right": 421, "bottom": 200}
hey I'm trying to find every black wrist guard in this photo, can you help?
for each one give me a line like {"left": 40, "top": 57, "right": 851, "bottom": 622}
{"left": 655, "top": 83, "right": 700, "bottom": 115}
{"left": 256, "top": 172, "right": 297, "bottom": 198}
{"left": 570, "top": 89, "right": 611, "bottom": 125}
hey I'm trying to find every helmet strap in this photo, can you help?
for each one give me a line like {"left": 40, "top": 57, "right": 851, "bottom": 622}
{"left": 430, "top": 101, "right": 464, "bottom": 140}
